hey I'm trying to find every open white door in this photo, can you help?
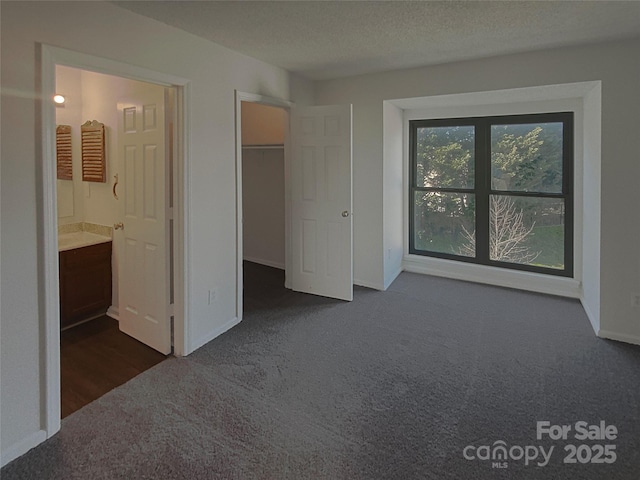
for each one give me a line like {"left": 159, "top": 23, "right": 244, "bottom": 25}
{"left": 117, "top": 84, "right": 172, "bottom": 354}
{"left": 290, "top": 105, "right": 353, "bottom": 301}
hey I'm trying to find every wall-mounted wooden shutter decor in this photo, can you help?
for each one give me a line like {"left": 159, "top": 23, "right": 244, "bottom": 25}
{"left": 81, "top": 120, "right": 106, "bottom": 182}
{"left": 56, "top": 125, "right": 73, "bottom": 180}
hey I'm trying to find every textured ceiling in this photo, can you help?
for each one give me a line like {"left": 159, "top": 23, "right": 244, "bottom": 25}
{"left": 114, "top": 1, "right": 640, "bottom": 80}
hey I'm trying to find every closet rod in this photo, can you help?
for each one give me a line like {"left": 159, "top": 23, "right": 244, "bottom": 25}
{"left": 242, "top": 144, "right": 284, "bottom": 150}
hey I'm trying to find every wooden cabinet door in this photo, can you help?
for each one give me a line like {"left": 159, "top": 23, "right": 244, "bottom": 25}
{"left": 59, "top": 242, "right": 112, "bottom": 328}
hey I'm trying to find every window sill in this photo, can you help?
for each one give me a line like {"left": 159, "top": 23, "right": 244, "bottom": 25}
{"left": 402, "top": 254, "right": 581, "bottom": 298}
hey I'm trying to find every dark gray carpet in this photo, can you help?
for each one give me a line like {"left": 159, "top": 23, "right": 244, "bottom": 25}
{"left": 3, "top": 262, "right": 639, "bottom": 479}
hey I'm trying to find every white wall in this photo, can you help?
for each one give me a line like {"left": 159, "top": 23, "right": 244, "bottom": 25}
{"left": 55, "top": 66, "right": 84, "bottom": 225}
{"left": 241, "top": 102, "right": 286, "bottom": 146}
{"left": 382, "top": 102, "right": 404, "bottom": 289}
{"left": 581, "top": 85, "right": 602, "bottom": 333}
{"left": 316, "top": 38, "right": 640, "bottom": 342}
{"left": 242, "top": 148, "right": 285, "bottom": 268}
{"left": 0, "top": 1, "right": 311, "bottom": 465}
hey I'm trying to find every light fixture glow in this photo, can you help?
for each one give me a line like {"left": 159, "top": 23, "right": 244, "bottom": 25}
{"left": 53, "top": 94, "right": 66, "bottom": 105}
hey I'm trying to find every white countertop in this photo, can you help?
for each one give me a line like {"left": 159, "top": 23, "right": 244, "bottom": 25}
{"left": 58, "top": 231, "right": 112, "bottom": 252}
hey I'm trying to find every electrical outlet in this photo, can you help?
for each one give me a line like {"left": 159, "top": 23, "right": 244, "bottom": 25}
{"left": 632, "top": 293, "right": 640, "bottom": 308}
{"left": 208, "top": 289, "right": 217, "bottom": 305}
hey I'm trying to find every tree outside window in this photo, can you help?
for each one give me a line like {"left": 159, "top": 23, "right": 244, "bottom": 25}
{"left": 409, "top": 113, "right": 573, "bottom": 276}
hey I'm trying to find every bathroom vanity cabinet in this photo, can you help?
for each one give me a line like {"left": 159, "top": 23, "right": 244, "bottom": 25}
{"left": 59, "top": 241, "right": 112, "bottom": 329}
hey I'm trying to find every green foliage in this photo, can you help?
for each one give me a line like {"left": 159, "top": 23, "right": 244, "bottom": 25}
{"left": 414, "top": 126, "right": 475, "bottom": 243}
{"left": 416, "top": 126, "right": 474, "bottom": 189}
{"left": 414, "top": 121, "right": 565, "bottom": 265}
{"left": 413, "top": 192, "right": 475, "bottom": 255}
{"left": 491, "top": 123, "right": 563, "bottom": 193}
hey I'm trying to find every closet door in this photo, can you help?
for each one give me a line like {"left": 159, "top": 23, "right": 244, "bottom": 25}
{"left": 290, "top": 104, "right": 353, "bottom": 301}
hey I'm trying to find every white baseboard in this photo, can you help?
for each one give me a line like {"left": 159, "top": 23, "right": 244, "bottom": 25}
{"left": 1, "top": 429, "right": 47, "bottom": 467}
{"left": 106, "top": 305, "right": 120, "bottom": 321}
{"left": 597, "top": 330, "right": 640, "bottom": 347}
{"left": 243, "top": 256, "right": 284, "bottom": 270}
{"left": 189, "top": 316, "right": 241, "bottom": 353}
{"left": 403, "top": 255, "right": 581, "bottom": 298}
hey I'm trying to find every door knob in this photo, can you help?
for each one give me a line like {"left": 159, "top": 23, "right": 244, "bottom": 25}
{"left": 114, "top": 222, "right": 124, "bottom": 230}
{"left": 341, "top": 211, "right": 350, "bottom": 218}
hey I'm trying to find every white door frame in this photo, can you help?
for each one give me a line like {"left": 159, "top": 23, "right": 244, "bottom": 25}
{"left": 234, "top": 91, "right": 293, "bottom": 321}
{"left": 40, "top": 44, "right": 191, "bottom": 438}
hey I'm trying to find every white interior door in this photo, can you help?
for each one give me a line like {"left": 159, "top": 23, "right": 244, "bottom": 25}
{"left": 117, "top": 85, "right": 171, "bottom": 354}
{"left": 290, "top": 104, "right": 353, "bottom": 301}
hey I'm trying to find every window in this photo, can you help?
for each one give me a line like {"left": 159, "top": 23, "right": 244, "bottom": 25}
{"left": 409, "top": 112, "right": 573, "bottom": 276}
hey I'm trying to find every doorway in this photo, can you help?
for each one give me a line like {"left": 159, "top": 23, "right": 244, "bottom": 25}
{"left": 54, "top": 65, "right": 175, "bottom": 416}
{"left": 41, "top": 44, "right": 189, "bottom": 437}
{"left": 60, "top": 316, "right": 166, "bottom": 417}
{"left": 235, "top": 92, "right": 293, "bottom": 322}
{"left": 234, "top": 92, "right": 355, "bottom": 322}
{"left": 240, "top": 101, "right": 288, "bottom": 301}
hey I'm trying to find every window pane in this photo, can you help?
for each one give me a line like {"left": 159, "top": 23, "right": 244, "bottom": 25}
{"left": 491, "top": 122, "right": 563, "bottom": 193}
{"left": 416, "top": 126, "right": 474, "bottom": 189}
{"left": 489, "top": 195, "right": 565, "bottom": 269}
{"left": 413, "top": 192, "right": 475, "bottom": 256}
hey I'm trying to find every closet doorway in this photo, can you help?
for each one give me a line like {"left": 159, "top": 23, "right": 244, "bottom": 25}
{"left": 240, "top": 101, "right": 288, "bottom": 308}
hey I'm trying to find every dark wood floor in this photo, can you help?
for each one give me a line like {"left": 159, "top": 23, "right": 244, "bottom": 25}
{"left": 61, "top": 315, "right": 167, "bottom": 418}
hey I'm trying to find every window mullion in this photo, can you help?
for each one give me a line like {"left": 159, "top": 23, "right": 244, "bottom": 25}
{"left": 563, "top": 113, "right": 574, "bottom": 275}
{"left": 475, "top": 119, "right": 490, "bottom": 263}
{"left": 408, "top": 121, "right": 417, "bottom": 254}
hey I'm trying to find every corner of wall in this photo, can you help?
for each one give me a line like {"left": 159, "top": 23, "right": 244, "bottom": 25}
{"left": 383, "top": 266, "right": 403, "bottom": 291}
{"left": 382, "top": 101, "right": 405, "bottom": 290}
{"left": 580, "top": 294, "right": 600, "bottom": 335}
{"left": 188, "top": 316, "right": 241, "bottom": 354}
{"left": 289, "top": 73, "right": 316, "bottom": 107}
{"left": 580, "top": 81, "right": 602, "bottom": 337}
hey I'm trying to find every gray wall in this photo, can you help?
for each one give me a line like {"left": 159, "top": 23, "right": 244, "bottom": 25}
{"left": 0, "top": 1, "right": 313, "bottom": 464}
{"left": 242, "top": 148, "right": 285, "bottom": 268}
{"left": 315, "top": 38, "right": 640, "bottom": 340}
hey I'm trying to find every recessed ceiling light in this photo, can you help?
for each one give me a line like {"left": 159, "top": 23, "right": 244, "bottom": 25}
{"left": 53, "top": 94, "right": 66, "bottom": 105}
